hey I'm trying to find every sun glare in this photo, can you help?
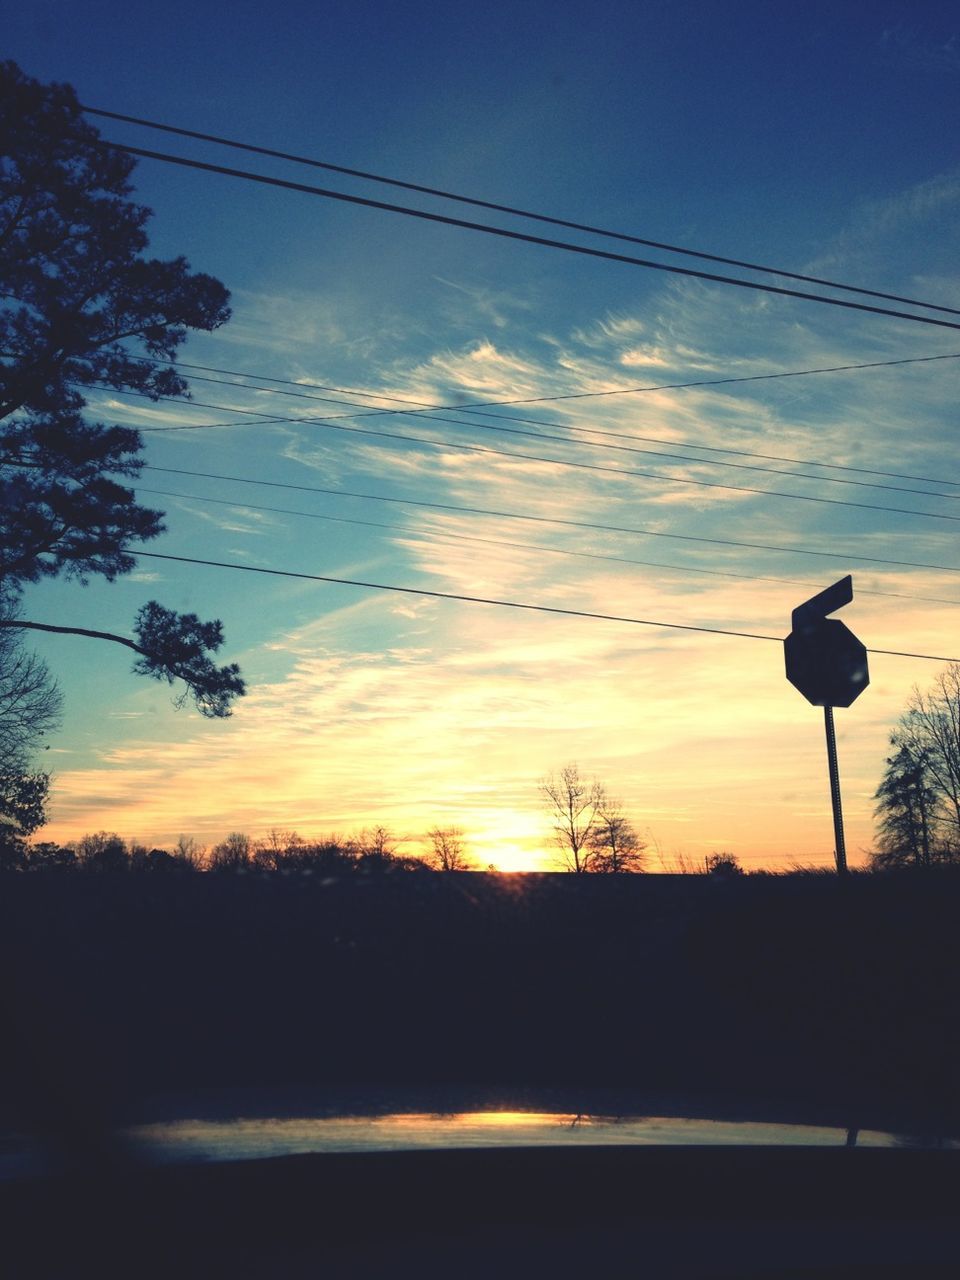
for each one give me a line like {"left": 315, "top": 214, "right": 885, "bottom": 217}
{"left": 464, "top": 1111, "right": 568, "bottom": 1128}
{"left": 467, "top": 813, "right": 553, "bottom": 872}
{"left": 374, "top": 1111, "right": 579, "bottom": 1129}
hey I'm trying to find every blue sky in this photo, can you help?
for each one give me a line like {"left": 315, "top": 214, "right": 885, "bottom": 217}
{"left": 6, "top": 1, "right": 960, "bottom": 867}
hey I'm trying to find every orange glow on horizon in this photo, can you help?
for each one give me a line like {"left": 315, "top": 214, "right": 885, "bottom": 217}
{"left": 373, "top": 1111, "right": 583, "bottom": 1128}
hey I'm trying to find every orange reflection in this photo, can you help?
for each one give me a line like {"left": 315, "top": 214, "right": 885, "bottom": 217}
{"left": 374, "top": 1111, "right": 581, "bottom": 1128}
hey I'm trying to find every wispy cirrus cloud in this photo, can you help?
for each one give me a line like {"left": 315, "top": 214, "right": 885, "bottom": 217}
{"left": 434, "top": 276, "right": 535, "bottom": 330}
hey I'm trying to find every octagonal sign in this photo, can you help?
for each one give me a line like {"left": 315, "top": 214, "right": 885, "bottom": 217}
{"left": 783, "top": 576, "right": 869, "bottom": 708}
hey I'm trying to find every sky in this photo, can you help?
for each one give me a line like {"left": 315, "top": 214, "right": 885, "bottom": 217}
{"left": 5, "top": 0, "right": 960, "bottom": 870}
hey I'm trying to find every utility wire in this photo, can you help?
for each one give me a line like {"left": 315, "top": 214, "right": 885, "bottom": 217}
{"left": 132, "top": 549, "right": 960, "bottom": 664}
{"left": 121, "top": 350, "right": 960, "bottom": 490}
{"left": 111, "top": 388, "right": 960, "bottom": 524}
{"left": 142, "top": 464, "right": 960, "bottom": 576}
{"left": 10, "top": 307, "right": 958, "bottom": 428}
{"left": 137, "top": 484, "right": 960, "bottom": 608}
{"left": 128, "top": 349, "right": 960, "bottom": 421}
{"left": 83, "top": 105, "right": 960, "bottom": 319}
{"left": 101, "top": 141, "right": 960, "bottom": 334}
{"left": 107, "top": 377, "right": 960, "bottom": 503}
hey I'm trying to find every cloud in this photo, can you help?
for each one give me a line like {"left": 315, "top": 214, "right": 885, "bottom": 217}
{"left": 396, "top": 339, "right": 544, "bottom": 398}
{"left": 170, "top": 501, "right": 278, "bottom": 536}
{"left": 434, "top": 276, "right": 534, "bottom": 330}
{"left": 572, "top": 314, "right": 648, "bottom": 347}
{"left": 619, "top": 346, "right": 672, "bottom": 369}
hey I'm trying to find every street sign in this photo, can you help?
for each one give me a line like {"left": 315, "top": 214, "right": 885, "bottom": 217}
{"left": 784, "top": 575, "right": 869, "bottom": 708}
{"left": 784, "top": 576, "right": 869, "bottom": 875}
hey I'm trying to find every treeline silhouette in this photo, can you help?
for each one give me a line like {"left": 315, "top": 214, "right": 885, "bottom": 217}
{"left": 1, "top": 826, "right": 448, "bottom": 874}
{"left": 5, "top": 828, "right": 949, "bottom": 876}
{"left": 0, "top": 829, "right": 835, "bottom": 877}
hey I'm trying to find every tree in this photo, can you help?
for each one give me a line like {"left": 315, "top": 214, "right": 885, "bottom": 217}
{"left": 347, "top": 826, "right": 425, "bottom": 872}
{"left": 704, "top": 851, "right": 744, "bottom": 877}
{"left": 73, "top": 830, "right": 128, "bottom": 872}
{"left": 23, "top": 840, "right": 76, "bottom": 871}
{"left": 871, "top": 740, "right": 941, "bottom": 870}
{"left": 589, "top": 798, "right": 645, "bottom": 873}
{"left": 0, "top": 594, "right": 61, "bottom": 849}
{"left": 0, "top": 61, "right": 243, "bottom": 717}
{"left": 351, "top": 826, "right": 398, "bottom": 863}
{"left": 425, "top": 826, "right": 472, "bottom": 871}
{"left": 0, "top": 768, "right": 48, "bottom": 835}
{"left": 871, "top": 665, "right": 960, "bottom": 869}
{"left": 172, "top": 834, "right": 206, "bottom": 870}
{"left": 278, "top": 836, "right": 354, "bottom": 874}
{"left": 539, "top": 764, "right": 605, "bottom": 873}
{"left": 129, "top": 841, "right": 180, "bottom": 872}
{"left": 0, "top": 769, "right": 49, "bottom": 867}
{"left": 209, "top": 831, "right": 252, "bottom": 871}
{"left": 0, "top": 594, "right": 62, "bottom": 767}
{"left": 901, "top": 666, "right": 960, "bottom": 846}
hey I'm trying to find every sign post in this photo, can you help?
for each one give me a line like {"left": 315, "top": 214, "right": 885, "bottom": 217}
{"left": 784, "top": 576, "right": 869, "bottom": 875}
{"left": 823, "top": 705, "right": 846, "bottom": 874}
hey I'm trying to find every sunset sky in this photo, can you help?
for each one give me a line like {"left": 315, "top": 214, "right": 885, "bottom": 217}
{"left": 6, "top": 0, "right": 960, "bottom": 869}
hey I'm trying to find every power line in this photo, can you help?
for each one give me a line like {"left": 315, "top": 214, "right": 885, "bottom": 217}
{"left": 102, "top": 140, "right": 960, "bottom": 334}
{"left": 82, "top": 105, "right": 960, "bottom": 319}
{"left": 109, "top": 375, "right": 960, "bottom": 504}
{"left": 136, "top": 484, "right": 960, "bottom": 608}
{"left": 125, "top": 390, "right": 960, "bottom": 524}
{"left": 127, "top": 349, "right": 960, "bottom": 425}
{"left": 118, "top": 349, "right": 960, "bottom": 493}
{"left": 99, "top": 367, "right": 960, "bottom": 500}
{"left": 315, "top": 383, "right": 960, "bottom": 496}
{"left": 91, "top": 379, "right": 960, "bottom": 520}
{"left": 70, "top": 344, "right": 960, "bottom": 489}
{"left": 142, "top": 463, "right": 960, "bottom": 576}
{"left": 131, "top": 548, "right": 960, "bottom": 664}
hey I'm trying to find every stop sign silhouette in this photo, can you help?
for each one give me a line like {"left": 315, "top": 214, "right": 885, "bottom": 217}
{"left": 784, "top": 619, "right": 868, "bottom": 707}
{"left": 784, "top": 576, "right": 868, "bottom": 875}
{"left": 784, "top": 576, "right": 869, "bottom": 708}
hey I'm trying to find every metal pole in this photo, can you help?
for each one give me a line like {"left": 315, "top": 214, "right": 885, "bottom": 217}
{"left": 823, "top": 705, "right": 847, "bottom": 875}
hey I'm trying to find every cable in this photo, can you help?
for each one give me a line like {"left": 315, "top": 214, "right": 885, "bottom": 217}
{"left": 102, "top": 141, "right": 960, "bottom": 334}
{"left": 38, "top": 336, "right": 960, "bottom": 487}
{"left": 131, "top": 549, "right": 960, "bottom": 663}
{"left": 82, "top": 105, "right": 960, "bottom": 318}
{"left": 105, "top": 377, "right": 960, "bottom": 504}
{"left": 118, "top": 349, "right": 960, "bottom": 491}
{"left": 127, "top": 392, "right": 960, "bottom": 524}
{"left": 127, "top": 350, "right": 960, "bottom": 424}
{"left": 136, "top": 484, "right": 960, "bottom": 608}
{"left": 90, "top": 379, "right": 960, "bottom": 520}
{"left": 91, "top": 373, "right": 960, "bottom": 499}
{"left": 141, "top": 463, "right": 960, "bottom": 576}
{"left": 118, "top": 348, "right": 960, "bottom": 486}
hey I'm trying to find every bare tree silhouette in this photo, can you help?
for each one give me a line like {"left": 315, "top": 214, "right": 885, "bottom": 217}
{"left": 589, "top": 797, "right": 646, "bottom": 873}
{"left": 540, "top": 764, "right": 605, "bottom": 873}
{"left": 425, "top": 826, "right": 472, "bottom": 871}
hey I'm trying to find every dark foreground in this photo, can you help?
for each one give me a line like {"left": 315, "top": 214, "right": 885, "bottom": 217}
{"left": 2, "top": 870, "right": 959, "bottom": 1124}
{"left": 4, "top": 1145, "right": 960, "bottom": 1278}
{"left": 2, "top": 870, "right": 960, "bottom": 1277}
